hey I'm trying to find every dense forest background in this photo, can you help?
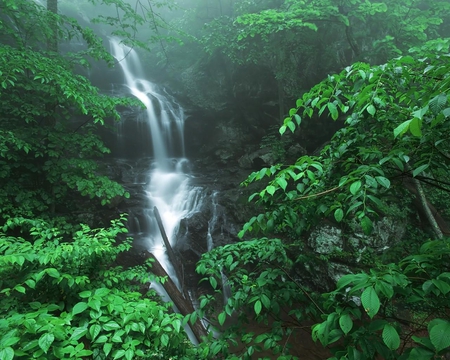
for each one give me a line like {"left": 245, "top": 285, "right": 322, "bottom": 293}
{"left": 1, "top": 0, "right": 450, "bottom": 359}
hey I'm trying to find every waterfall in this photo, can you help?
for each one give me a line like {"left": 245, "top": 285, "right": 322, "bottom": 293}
{"left": 109, "top": 38, "right": 203, "bottom": 287}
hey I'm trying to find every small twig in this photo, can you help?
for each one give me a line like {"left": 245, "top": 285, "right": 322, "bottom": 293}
{"left": 294, "top": 185, "right": 340, "bottom": 201}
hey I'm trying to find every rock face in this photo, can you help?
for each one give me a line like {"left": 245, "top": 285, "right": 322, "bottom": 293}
{"left": 301, "top": 217, "right": 407, "bottom": 291}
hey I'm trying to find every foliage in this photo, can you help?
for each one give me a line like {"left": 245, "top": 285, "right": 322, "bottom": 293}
{"left": 196, "top": 237, "right": 322, "bottom": 359}
{"left": 240, "top": 38, "right": 450, "bottom": 239}
{"left": 313, "top": 237, "right": 450, "bottom": 359}
{"left": 199, "top": 0, "right": 450, "bottom": 95}
{"left": 0, "top": 215, "right": 194, "bottom": 359}
{"left": 0, "top": 1, "right": 200, "bottom": 359}
{"left": 0, "top": 0, "right": 142, "bottom": 227}
{"left": 195, "top": 39, "right": 450, "bottom": 359}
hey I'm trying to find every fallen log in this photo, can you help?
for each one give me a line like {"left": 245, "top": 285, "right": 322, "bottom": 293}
{"left": 153, "top": 206, "right": 186, "bottom": 296}
{"left": 145, "top": 252, "right": 208, "bottom": 343}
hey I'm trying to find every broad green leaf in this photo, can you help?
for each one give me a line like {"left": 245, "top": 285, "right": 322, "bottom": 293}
{"left": 349, "top": 180, "right": 362, "bottom": 195}
{"left": 218, "top": 312, "right": 226, "bottom": 326}
{"left": 70, "top": 327, "right": 88, "bottom": 341}
{"left": 429, "top": 93, "right": 447, "bottom": 114}
{"left": 72, "top": 302, "right": 88, "bottom": 316}
{"left": 375, "top": 176, "right": 390, "bottom": 189}
{"left": 412, "top": 105, "right": 428, "bottom": 119}
{"left": 276, "top": 177, "right": 288, "bottom": 191}
{"left": 102, "top": 321, "right": 121, "bottom": 331}
{"left": 0, "top": 347, "right": 14, "bottom": 360}
{"left": 328, "top": 102, "right": 339, "bottom": 120}
{"left": 366, "top": 104, "right": 376, "bottom": 116}
{"left": 409, "top": 117, "right": 422, "bottom": 137}
{"left": 429, "top": 320, "right": 450, "bottom": 352}
{"left": 113, "top": 349, "right": 126, "bottom": 359}
{"left": 78, "top": 291, "right": 92, "bottom": 299}
{"left": 173, "top": 319, "right": 181, "bottom": 333}
{"left": 287, "top": 121, "right": 296, "bottom": 133}
{"left": 210, "top": 277, "right": 217, "bottom": 289}
{"left": 95, "top": 288, "right": 110, "bottom": 297}
{"left": 254, "top": 300, "right": 262, "bottom": 316}
{"left": 361, "top": 287, "right": 380, "bottom": 319}
{"left": 334, "top": 208, "right": 344, "bottom": 222}
{"left": 125, "top": 349, "right": 134, "bottom": 360}
{"left": 382, "top": 324, "right": 400, "bottom": 350}
{"left": 38, "top": 333, "right": 54, "bottom": 353}
{"left": 407, "top": 347, "right": 434, "bottom": 360}
{"left": 266, "top": 185, "right": 276, "bottom": 195}
{"left": 89, "top": 324, "right": 101, "bottom": 341}
{"left": 104, "top": 343, "right": 113, "bottom": 357}
{"left": 161, "top": 333, "right": 169, "bottom": 347}
{"left": 361, "top": 216, "right": 373, "bottom": 235}
{"left": 412, "top": 164, "right": 429, "bottom": 177}
{"left": 46, "top": 268, "right": 60, "bottom": 278}
{"left": 393, "top": 119, "right": 411, "bottom": 138}
{"left": 339, "top": 314, "right": 353, "bottom": 335}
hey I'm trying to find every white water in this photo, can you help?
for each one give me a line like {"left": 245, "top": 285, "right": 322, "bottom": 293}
{"left": 109, "top": 38, "right": 204, "bottom": 287}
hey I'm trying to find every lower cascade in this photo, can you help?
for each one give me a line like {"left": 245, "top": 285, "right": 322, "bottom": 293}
{"left": 108, "top": 38, "right": 222, "bottom": 315}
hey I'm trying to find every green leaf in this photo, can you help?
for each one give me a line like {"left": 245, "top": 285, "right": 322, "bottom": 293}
{"left": 334, "top": 208, "right": 344, "bottom": 222}
{"left": 46, "top": 268, "right": 60, "bottom": 278}
{"left": 79, "top": 290, "right": 92, "bottom": 298}
{"left": 276, "top": 177, "right": 288, "bottom": 191}
{"left": 103, "top": 321, "right": 121, "bottom": 331}
{"left": 407, "top": 347, "right": 434, "bottom": 360}
{"left": 361, "top": 216, "right": 373, "bottom": 235}
{"left": 218, "top": 312, "right": 226, "bottom": 326}
{"left": 429, "top": 93, "right": 447, "bottom": 114}
{"left": 266, "top": 185, "right": 276, "bottom": 195}
{"left": 38, "top": 333, "right": 54, "bottom": 353}
{"left": 125, "top": 349, "right": 134, "bottom": 360}
{"left": 382, "top": 324, "right": 400, "bottom": 350}
{"left": 72, "top": 302, "right": 88, "bottom": 316}
{"left": 103, "top": 343, "right": 113, "bottom": 357}
{"left": 173, "top": 319, "right": 181, "bottom": 333}
{"left": 287, "top": 121, "right": 296, "bottom": 133}
{"left": 261, "top": 294, "right": 271, "bottom": 309}
{"left": 70, "top": 327, "right": 88, "bottom": 341}
{"left": 409, "top": 117, "right": 422, "bottom": 137}
{"left": 113, "top": 349, "right": 126, "bottom": 359}
{"left": 429, "top": 320, "right": 450, "bottom": 352}
{"left": 254, "top": 300, "right": 262, "bottom": 316}
{"left": 393, "top": 119, "right": 411, "bottom": 138}
{"left": 412, "top": 105, "right": 428, "bottom": 120}
{"left": 361, "top": 287, "right": 380, "bottom": 319}
{"left": 339, "top": 314, "right": 353, "bottom": 335}
{"left": 375, "top": 176, "right": 390, "bottom": 189}
{"left": 349, "top": 180, "right": 362, "bottom": 195}
{"left": 210, "top": 277, "right": 217, "bottom": 289}
{"left": 89, "top": 324, "right": 101, "bottom": 341}
{"left": 161, "top": 333, "right": 169, "bottom": 347}
{"left": 366, "top": 104, "right": 376, "bottom": 116}
{"left": 328, "top": 102, "right": 339, "bottom": 120}
{"left": 0, "top": 348, "right": 14, "bottom": 360}
{"left": 412, "top": 164, "right": 429, "bottom": 177}
{"left": 15, "top": 285, "right": 26, "bottom": 294}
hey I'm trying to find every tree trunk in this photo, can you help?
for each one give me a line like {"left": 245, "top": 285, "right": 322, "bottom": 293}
{"left": 153, "top": 206, "right": 187, "bottom": 297}
{"left": 410, "top": 176, "right": 444, "bottom": 239}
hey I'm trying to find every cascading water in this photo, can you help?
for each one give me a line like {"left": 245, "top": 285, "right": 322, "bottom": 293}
{"left": 109, "top": 38, "right": 204, "bottom": 288}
